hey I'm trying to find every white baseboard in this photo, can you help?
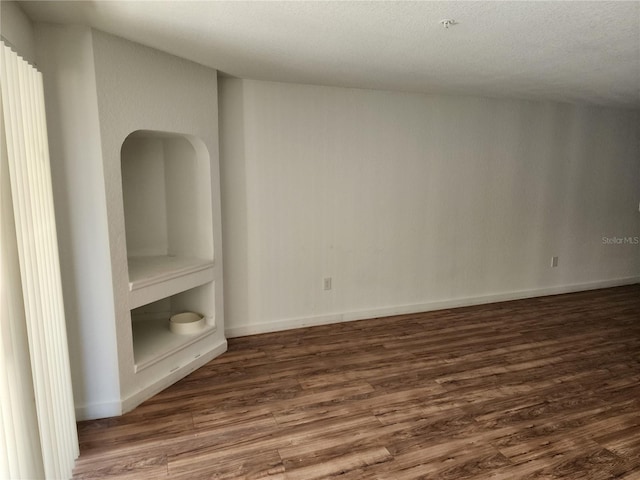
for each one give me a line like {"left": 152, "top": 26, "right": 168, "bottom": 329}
{"left": 75, "top": 340, "right": 228, "bottom": 421}
{"left": 74, "top": 399, "right": 122, "bottom": 421}
{"left": 121, "top": 341, "right": 227, "bottom": 416}
{"left": 225, "top": 276, "right": 640, "bottom": 338}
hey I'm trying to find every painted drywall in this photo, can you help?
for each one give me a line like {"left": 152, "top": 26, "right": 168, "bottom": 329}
{"left": 37, "top": 24, "right": 226, "bottom": 419}
{"left": 37, "top": 25, "right": 225, "bottom": 418}
{"left": 0, "top": 1, "right": 36, "bottom": 64}
{"left": 35, "top": 25, "right": 121, "bottom": 418}
{"left": 219, "top": 79, "right": 640, "bottom": 337}
{"left": 90, "top": 29, "right": 225, "bottom": 409}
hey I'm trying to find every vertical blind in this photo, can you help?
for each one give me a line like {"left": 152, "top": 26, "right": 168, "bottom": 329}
{"left": 1, "top": 41, "right": 78, "bottom": 479}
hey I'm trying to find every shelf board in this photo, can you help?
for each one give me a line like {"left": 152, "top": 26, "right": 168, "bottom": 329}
{"left": 132, "top": 317, "right": 215, "bottom": 373}
{"left": 128, "top": 255, "right": 214, "bottom": 308}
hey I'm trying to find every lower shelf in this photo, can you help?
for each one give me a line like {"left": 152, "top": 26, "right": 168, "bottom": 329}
{"left": 132, "top": 318, "right": 215, "bottom": 373}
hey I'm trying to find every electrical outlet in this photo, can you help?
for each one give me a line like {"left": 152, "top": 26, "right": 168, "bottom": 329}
{"left": 323, "top": 277, "right": 332, "bottom": 291}
{"left": 551, "top": 256, "right": 559, "bottom": 268}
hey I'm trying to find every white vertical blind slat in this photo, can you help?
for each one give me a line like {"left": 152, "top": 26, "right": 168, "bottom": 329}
{"left": 19, "top": 54, "right": 60, "bottom": 476}
{"left": 1, "top": 41, "right": 78, "bottom": 480}
{"left": 31, "top": 62, "right": 76, "bottom": 474}
{"left": 4, "top": 42, "right": 55, "bottom": 476}
{"left": 11, "top": 45, "right": 57, "bottom": 476}
{"left": 33, "top": 55, "right": 78, "bottom": 475}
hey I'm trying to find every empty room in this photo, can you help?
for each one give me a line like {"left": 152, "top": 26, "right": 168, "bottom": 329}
{"left": 1, "top": 1, "right": 639, "bottom": 479}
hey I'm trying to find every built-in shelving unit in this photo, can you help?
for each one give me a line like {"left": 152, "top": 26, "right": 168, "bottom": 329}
{"left": 41, "top": 30, "right": 226, "bottom": 420}
{"left": 121, "top": 130, "right": 218, "bottom": 381}
{"left": 130, "top": 281, "right": 216, "bottom": 372}
{"left": 132, "top": 318, "right": 215, "bottom": 373}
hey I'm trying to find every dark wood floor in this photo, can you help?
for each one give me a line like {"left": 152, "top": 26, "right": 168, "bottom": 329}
{"left": 73, "top": 285, "right": 640, "bottom": 479}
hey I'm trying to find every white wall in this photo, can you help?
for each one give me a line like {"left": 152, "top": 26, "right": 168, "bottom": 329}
{"left": 35, "top": 25, "right": 120, "bottom": 417}
{"left": 0, "top": 1, "right": 35, "bottom": 64}
{"left": 219, "top": 79, "right": 640, "bottom": 337}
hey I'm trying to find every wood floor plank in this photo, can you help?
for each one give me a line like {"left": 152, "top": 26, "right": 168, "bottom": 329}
{"left": 375, "top": 440, "right": 512, "bottom": 480}
{"left": 73, "top": 284, "right": 640, "bottom": 479}
{"left": 73, "top": 452, "right": 168, "bottom": 479}
{"left": 266, "top": 447, "right": 393, "bottom": 480}
{"left": 168, "top": 447, "right": 284, "bottom": 480}
{"left": 76, "top": 411, "right": 193, "bottom": 452}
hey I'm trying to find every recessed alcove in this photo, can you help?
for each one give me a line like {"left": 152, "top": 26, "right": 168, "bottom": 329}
{"left": 121, "top": 130, "right": 215, "bottom": 307}
{"left": 121, "top": 130, "right": 219, "bottom": 378}
{"left": 130, "top": 282, "right": 216, "bottom": 372}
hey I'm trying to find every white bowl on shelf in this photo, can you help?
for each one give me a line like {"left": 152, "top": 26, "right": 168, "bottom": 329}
{"left": 169, "top": 312, "right": 205, "bottom": 335}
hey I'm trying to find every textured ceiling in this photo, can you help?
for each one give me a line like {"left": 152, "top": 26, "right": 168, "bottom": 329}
{"left": 20, "top": 1, "right": 640, "bottom": 108}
